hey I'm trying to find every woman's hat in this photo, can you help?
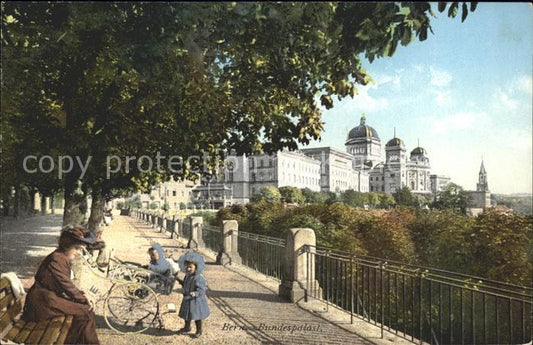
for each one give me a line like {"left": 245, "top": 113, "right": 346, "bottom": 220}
{"left": 63, "top": 226, "right": 96, "bottom": 244}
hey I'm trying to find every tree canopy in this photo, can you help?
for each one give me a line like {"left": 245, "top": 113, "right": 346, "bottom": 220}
{"left": 1, "top": 2, "right": 476, "bottom": 223}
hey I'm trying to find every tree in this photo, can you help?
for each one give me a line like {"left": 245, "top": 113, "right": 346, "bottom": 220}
{"left": 301, "top": 188, "right": 328, "bottom": 204}
{"left": 431, "top": 182, "right": 468, "bottom": 214}
{"left": 251, "top": 186, "right": 281, "bottom": 203}
{"left": 341, "top": 189, "right": 366, "bottom": 207}
{"left": 2, "top": 2, "right": 476, "bottom": 227}
{"left": 279, "top": 186, "right": 305, "bottom": 204}
{"left": 378, "top": 193, "right": 396, "bottom": 209}
{"left": 393, "top": 186, "right": 418, "bottom": 207}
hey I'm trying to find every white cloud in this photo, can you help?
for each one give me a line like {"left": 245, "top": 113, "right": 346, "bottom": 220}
{"left": 431, "top": 111, "right": 488, "bottom": 133}
{"left": 513, "top": 75, "right": 532, "bottom": 95}
{"left": 431, "top": 90, "right": 452, "bottom": 106}
{"left": 373, "top": 72, "right": 401, "bottom": 88}
{"left": 493, "top": 89, "right": 519, "bottom": 110}
{"left": 350, "top": 86, "right": 390, "bottom": 112}
{"left": 429, "top": 67, "right": 452, "bottom": 87}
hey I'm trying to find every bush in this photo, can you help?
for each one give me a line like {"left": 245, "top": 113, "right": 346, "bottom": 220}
{"left": 189, "top": 211, "right": 218, "bottom": 226}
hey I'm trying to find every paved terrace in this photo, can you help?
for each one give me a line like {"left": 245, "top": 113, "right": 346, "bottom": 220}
{"left": 0, "top": 214, "right": 412, "bottom": 345}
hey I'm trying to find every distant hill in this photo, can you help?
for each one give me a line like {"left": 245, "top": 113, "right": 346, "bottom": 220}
{"left": 492, "top": 194, "right": 533, "bottom": 215}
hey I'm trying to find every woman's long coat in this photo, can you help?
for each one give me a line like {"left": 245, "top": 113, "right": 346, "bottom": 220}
{"left": 178, "top": 273, "right": 210, "bottom": 320}
{"left": 22, "top": 249, "right": 100, "bottom": 345}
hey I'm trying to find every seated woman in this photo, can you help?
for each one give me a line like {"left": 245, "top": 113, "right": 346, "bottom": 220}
{"left": 22, "top": 226, "right": 100, "bottom": 345}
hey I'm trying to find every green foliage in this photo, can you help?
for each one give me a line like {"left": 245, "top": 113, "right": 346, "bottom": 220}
{"left": 279, "top": 186, "right": 305, "bottom": 204}
{"left": 408, "top": 209, "right": 475, "bottom": 270}
{"left": 492, "top": 194, "right": 533, "bottom": 216}
{"left": 217, "top": 199, "right": 530, "bottom": 286}
{"left": 1, "top": 2, "right": 476, "bottom": 209}
{"left": 469, "top": 208, "right": 532, "bottom": 285}
{"left": 379, "top": 193, "right": 396, "bottom": 208}
{"left": 179, "top": 202, "right": 187, "bottom": 210}
{"left": 162, "top": 202, "right": 170, "bottom": 212}
{"left": 393, "top": 186, "right": 418, "bottom": 207}
{"left": 325, "top": 192, "right": 339, "bottom": 204}
{"left": 149, "top": 202, "right": 159, "bottom": 210}
{"left": 340, "top": 189, "right": 366, "bottom": 207}
{"left": 189, "top": 211, "right": 218, "bottom": 226}
{"left": 251, "top": 186, "right": 281, "bottom": 203}
{"left": 431, "top": 182, "right": 468, "bottom": 214}
{"left": 301, "top": 188, "right": 328, "bottom": 204}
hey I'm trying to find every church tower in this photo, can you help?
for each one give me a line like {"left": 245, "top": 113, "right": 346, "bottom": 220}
{"left": 476, "top": 160, "right": 489, "bottom": 192}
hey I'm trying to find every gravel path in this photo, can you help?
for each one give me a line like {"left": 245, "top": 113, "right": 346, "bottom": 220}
{"left": 1, "top": 214, "right": 399, "bottom": 344}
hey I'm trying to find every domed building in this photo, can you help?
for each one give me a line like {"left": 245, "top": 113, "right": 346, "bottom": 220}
{"left": 345, "top": 114, "right": 382, "bottom": 168}
{"left": 344, "top": 115, "right": 434, "bottom": 195}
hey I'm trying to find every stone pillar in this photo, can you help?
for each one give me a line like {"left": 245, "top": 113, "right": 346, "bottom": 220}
{"left": 188, "top": 217, "right": 205, "bottom": 249}
{"left": 44, "top": 197, "right": 51, "bottom": 214}
{"left": 216, "top": 220, "right": 242, "bottom": 265}
{"left": 175, "top": 217, "right": 183, "bottom": 238}
{"left": 279, "top": 228, "right": 316, "bottom": 302}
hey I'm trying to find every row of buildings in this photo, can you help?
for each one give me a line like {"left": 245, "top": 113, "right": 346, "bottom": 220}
{"left": 137, "top": 115, "right": 490, "bottom": 213}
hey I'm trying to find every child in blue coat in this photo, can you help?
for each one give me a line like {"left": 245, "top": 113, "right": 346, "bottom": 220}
{"left": 177, "top": 259, "right": 210, "bottom": 338}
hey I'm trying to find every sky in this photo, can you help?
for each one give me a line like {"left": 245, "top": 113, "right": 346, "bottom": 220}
{"left": 301, "top": 3, "right": 532, "bottom": 195}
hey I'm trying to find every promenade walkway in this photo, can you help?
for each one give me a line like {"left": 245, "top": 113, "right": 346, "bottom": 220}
{"left": 1, "top": 214, "right": 404, "bottom": 345}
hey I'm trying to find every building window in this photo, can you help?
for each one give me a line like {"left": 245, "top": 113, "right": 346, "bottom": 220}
{"left": 251, "top": 173, "right": 256, "bottom": 182}
{"left": 269, "top": 159, "right": 273, "bottom": 167}
{"left": 390, "top": 174, "right": 395, "bottom": 178}
{"left": 229, "top": 172, "right": 234, "bottom": 182}
{"left": 172, "top": 190, "right": 177, "bottom": 196}
{"left": 249, "top": 159, "right": 254, "bottom": 168}
{"left": 260, "top": 159, "right": 264, "bottom": 168}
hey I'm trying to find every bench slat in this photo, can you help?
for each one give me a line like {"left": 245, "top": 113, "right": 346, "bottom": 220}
{"left": 54, "top": 316, "right": 73, "bottom": 345}
{"left": 0, "top": 299, "right": 22, "bottom": 333}
{"left": 12, "top": 321, "right": 36, "bottom": 343}
{"left": 39, "top": 316, "right": 66, "bottom": 345}
{"left": 0, "top": 292, "right": 14, "bottom": 311}
{"left": 25, "top": 319, "right": 51, "bottom": 344}
{"left": 4, "top": 318, "right": 26, "bottom": 341}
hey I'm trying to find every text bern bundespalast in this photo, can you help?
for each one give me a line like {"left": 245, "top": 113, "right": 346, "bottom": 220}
{"left": 221, "top": 323, "right": 322, "bottom": 333}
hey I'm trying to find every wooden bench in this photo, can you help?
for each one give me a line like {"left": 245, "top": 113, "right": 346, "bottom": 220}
{"left": 0, "top": 277, "right": 73, "bottom": 344}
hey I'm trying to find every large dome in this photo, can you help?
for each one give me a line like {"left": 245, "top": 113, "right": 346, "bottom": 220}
{"left": 347, "top": 115, "right": 380, "bottom": 141}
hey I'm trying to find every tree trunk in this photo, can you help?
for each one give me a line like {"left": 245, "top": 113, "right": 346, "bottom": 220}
{"left": 2, "top": 194, "right": 10, "bottom": 217}
{"left": 51, "top": 194, "right": 56, "bottom": 214}
{"left": 62, "top": 177, "right": 86, "bottom": 227}
{"left": 41, "top": 194, "right": 47, "bottom": 215}
{"left": 88, "top": 191, "right": 104, "bottom": 235}
{"left": 14, "top": 185, "right": 22, "bottom": 219}
{"left": 29, "top": 189, "right": 37, "bottom": 214}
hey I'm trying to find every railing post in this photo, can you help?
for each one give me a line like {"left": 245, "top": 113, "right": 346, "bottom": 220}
{"left": 279, "top": 228, "right": 316, "bottom": 302}
{"left": 170, "top": 216, "right": 176, "bottom": 238}
{"left": 176, "top": 216, "right": 183, "bottom": 238}
{"left": 188, "top": 217, "right": 205, "bottom": 249}
{"left": 216, "top": 220, "right": 242, "bottom": 265}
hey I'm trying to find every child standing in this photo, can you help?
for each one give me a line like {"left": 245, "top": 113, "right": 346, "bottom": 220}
{"left": 177, "top": 259, "right": 210, "bottom": 338}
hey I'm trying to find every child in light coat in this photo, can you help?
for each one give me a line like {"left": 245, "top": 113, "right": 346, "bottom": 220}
{"left": 177, "top": 260, "right": 210, "bottom": 338}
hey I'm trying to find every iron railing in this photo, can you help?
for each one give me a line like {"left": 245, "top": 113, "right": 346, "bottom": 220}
{"left": 304, "top": 245, "right": 532, "bottom": 345}
{"left": 202, "top": 224, "right": 221, "bottom": 253}
{"left": 238, "top": 231, "right": 286, "bottom": 281}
